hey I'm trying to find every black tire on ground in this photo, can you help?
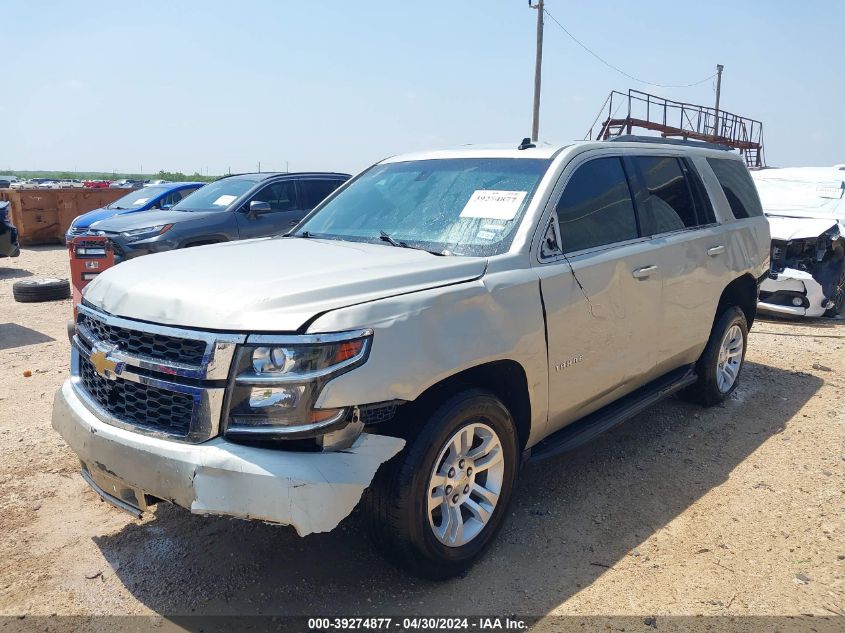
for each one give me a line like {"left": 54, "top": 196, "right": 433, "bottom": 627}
{"left": 681, "top": 306, "right": 748, "bottom": 406}
{"left": 363, "top": 389, "right": 519, "bottom": 579}
{"left": 824, "top": 269, "right": 845, "bottom": 317}
{"left": 12, "top": 278, "right": 71, "bottom": 303}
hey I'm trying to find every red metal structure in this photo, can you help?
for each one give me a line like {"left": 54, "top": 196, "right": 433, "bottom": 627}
{"left": 67, "top": 235, "right": 115, "bottom": 316}
{"left": 587, "top": 89, "right": 765, "bottom": 167}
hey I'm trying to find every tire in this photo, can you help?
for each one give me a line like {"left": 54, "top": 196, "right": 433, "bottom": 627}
{"left": 824, "top": 269, "right": 845, "bottom": 318}
{"left": 682, "top": 306, "right": 748, "bottom": 406}
{"left": 363, "top": 389, "right": 519, "bottom": 579}
{"left": 12, "top": 278, "right": 71, "bottom": 303}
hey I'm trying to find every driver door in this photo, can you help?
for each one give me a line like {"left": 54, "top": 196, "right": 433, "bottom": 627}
{"left": 236, "top": 180, "right": 302, "bottom": 239}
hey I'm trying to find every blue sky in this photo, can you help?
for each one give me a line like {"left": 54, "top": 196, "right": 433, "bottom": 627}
{"left": 3, "top": 0, "right": 842, "bottom": 174}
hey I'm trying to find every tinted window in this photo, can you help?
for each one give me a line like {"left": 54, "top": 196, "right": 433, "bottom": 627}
{"left": 556, "top": 157, "right": 638, "bottom": 253}
{"left": 707, "top": 158, "right": 764, "bottom": 218}
{"left": 252, "top": 181, "right": 297, "bottom": 211}
{"left": 635, "top": 156, "right": 698, "bottom": 233}
{"left": 683, "top": 160, "right": 717, "bottom": 224}
{"left": 300, "top": 179, "right": 344, "bottom": 209}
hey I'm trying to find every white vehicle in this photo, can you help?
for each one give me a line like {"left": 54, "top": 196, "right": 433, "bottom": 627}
{"left": 752, "top": 167, "right": 845, "bottom": 317}
{"left": 52, "top": 137, "right": 769, "bottom": 577}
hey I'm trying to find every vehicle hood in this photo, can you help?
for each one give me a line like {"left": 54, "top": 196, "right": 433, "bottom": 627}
{"left": 90, "top": 209, "right": 212, "bottom": 232}
{"left": 766, "top": 214, "right": 839, "bottom": 241}
{"left": 72, "top": 206, "right": 149, "bottom": 228}
{"left": 83, "top": 237, "right": 488, "bottom": 331}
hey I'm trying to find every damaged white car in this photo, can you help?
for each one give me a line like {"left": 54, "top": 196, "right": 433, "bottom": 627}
{"left": 53, "top": 138, "right": 769, "bottom": 577}
{"left": 752, "top": 167, "right": 845, "bottom": 317}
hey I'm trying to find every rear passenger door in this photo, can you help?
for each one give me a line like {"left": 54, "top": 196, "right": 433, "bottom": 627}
{"left": 536, "top": 154, "right": 662, "bottom": 434}
{"left": 627, "top": 154, "right": 729, "bottom": 374}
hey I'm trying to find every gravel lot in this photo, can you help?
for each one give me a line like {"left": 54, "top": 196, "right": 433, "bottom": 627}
{"left": 0, "top": 246, "right": 843, "bottom": 621}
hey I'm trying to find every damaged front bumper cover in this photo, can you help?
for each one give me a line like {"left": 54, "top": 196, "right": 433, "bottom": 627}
{"left": 52, "top": 379, "right": 405, "bottom": 536}
{"left": 758, "top": 268, "right": 830, "bottom": 318}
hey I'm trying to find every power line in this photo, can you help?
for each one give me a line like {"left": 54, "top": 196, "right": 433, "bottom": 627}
{"left": 543, "top": 8, "right": 716, "bottom": 89}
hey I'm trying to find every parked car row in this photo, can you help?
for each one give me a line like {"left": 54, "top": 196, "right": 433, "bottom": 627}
{"left": 0, "top": 177, "right": 174, "bottom": 190}
{"left": 68, "top": 172, "right": 348, "bottom": 261}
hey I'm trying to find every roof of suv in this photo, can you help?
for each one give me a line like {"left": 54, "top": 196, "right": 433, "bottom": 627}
{"left": 381, "top": 138, "right": 743, "bottom": 164}
{"left": 218, "top": 171, "right": 351, "bottom": 183}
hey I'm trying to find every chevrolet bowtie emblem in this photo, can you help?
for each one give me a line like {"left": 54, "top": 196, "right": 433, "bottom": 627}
{"left": 89, "top": 349, "right": 124, "bottom": 380}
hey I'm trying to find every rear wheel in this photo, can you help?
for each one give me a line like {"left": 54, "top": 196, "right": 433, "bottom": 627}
{"left": 682, "top": 306, "right": 748, "bottom": 406}
{"left": 364, "top": 390, "right": 518, "bottom": 579}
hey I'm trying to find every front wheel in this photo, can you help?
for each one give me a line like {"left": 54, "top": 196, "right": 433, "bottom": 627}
{"left": 682, "top": 306, "right": 748, "bottom": 406}
{"left": 364, "top": 389, "right": 518, "bottom": 579}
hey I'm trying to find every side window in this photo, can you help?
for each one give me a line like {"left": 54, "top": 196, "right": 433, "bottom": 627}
{"left": 706, "top": 158, "right": 764, "bottom": 219}
{"left": 555, "top": 157, "right": 638, "bottom": 253}
{"left": 160, "top": 190, "right": 184, "bottom": 208}
{"left": 682, "top": 160, "right": 717, "bottom": 224}
{"left": 176, "top": 186, "right": 200, "bottom": 202}
{"left": 251, "top": 181, "right": 297, "bottom": 212}
{"left": 300, "top": 179, "right": 344, "bottom": 209}
{"left": 635, "top": 156, "right": 699, "bottom": 234}
{"left": 540, "top": 215, "right": 563, "bottom": 259}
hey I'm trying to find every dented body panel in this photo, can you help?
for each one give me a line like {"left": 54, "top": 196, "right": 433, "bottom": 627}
{"left": 52, "top": 380, "right": 405, "bottom": 535}
{"left": 759, "top": 214, "right": 845, "bottom": 318}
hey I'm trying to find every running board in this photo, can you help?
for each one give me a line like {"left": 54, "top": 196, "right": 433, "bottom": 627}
{"left": 527, "top": 365, "right": 697, "bottom": 464}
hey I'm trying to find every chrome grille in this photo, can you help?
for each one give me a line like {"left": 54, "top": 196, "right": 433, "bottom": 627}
{"left": 78, "top": 312, "right": 208, "bottom": 366}
{"left": 80, "top": 355, "right": 195, "bottom": 437}
{"left": 71, "top": 304, "right": 244, "bottom": 442}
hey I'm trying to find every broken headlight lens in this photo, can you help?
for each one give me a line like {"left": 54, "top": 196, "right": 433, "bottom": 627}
{"left": 225, "top": 330, "right": 372, "bottom": 439}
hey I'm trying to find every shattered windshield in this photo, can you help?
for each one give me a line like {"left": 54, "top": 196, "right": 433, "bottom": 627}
{"left": 296, "top": 158, "right": 551, "bottom": 256}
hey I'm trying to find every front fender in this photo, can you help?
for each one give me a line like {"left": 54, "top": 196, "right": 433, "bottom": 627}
{"left": 307, "top": 270, "right": 550, "bottom": 447}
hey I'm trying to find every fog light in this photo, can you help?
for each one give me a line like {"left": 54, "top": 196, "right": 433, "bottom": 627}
{"left": 792, "top": 297, "right": 803, "bottom": 307}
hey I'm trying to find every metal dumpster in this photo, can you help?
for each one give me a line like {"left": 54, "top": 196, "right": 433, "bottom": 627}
{"left": 0, "top": 188, "right": 127, "bottom": 246}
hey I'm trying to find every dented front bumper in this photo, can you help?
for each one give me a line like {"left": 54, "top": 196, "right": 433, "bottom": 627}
{"left": 758, "top": 268, "right": 829, "bottom": 318}
{"left": 52, "top": 379, "right": 405, "bottom": 536}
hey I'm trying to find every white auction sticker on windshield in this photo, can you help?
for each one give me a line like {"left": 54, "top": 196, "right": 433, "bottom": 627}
{"left": 132, "top": 198, "right": 148, "bottom": 206}
{"left": 460, "top": 190, "right": 527, "bottom": 220}
{"left": 212, "top": 194, "right": 237, "bottom": 206}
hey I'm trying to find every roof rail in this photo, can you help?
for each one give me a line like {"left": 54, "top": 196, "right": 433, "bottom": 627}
{"left": 608, "top": 134, "right": 732, "bottom": 152}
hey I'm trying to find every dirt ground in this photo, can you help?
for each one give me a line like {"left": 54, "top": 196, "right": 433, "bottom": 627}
{"left": 0, "top": 246, "right": 843, "bottom": 623}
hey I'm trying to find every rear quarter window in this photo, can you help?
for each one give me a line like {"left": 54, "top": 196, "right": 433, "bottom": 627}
{"left": 706, "top": 158, "right": 764, "bottom": 219}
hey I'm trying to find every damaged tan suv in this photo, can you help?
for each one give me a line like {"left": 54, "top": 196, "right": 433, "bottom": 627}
{"left": 52, "top": 137, "right": 770, "bottom": 577}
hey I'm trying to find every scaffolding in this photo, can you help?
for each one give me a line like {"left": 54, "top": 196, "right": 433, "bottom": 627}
{"left": 587, "top": 89, "right": 765, "bottom": 167}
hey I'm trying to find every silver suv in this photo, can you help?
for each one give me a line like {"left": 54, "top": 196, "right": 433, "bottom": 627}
{"left": 52, "top": 137, "right": 770, "bottom": 578}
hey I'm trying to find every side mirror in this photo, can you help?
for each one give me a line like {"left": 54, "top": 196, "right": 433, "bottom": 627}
{"left": 160, "top": 203, "right": 172, "bottom": 211}
{"left": 248, "top": 200, "right": 272, "bottom": 219}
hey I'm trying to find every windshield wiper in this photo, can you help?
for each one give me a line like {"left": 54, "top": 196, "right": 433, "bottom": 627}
{"left": 379, "top": 230, "right": 448, "bottom": 256}
{"left": 379, "top": 230, "right": 407, "bottom": 248}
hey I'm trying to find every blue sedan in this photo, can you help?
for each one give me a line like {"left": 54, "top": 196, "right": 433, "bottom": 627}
{"left": 66, "top": 182, "right": 205, "bottom": 238}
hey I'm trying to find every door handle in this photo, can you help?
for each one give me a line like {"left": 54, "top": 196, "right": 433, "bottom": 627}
{"left": 632, "top": 265, "right": 658, "bottom": 279}
{"left": 707, "top": 245, "right": 726, "bottom": 257}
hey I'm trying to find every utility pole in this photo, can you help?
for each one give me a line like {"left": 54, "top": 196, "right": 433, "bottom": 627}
{"left": 530, "top": 0, "right": 544, "bottom": 142}
{"left": 713, "top": 64, "right": 724, "bottom": 137}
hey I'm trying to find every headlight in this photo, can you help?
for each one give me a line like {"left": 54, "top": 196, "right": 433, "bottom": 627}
{"left": 225, "top": 329, "right": 373, "bottom": 440}
{"left": 121, "top": 224, "right": 172, "bottom": 242}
